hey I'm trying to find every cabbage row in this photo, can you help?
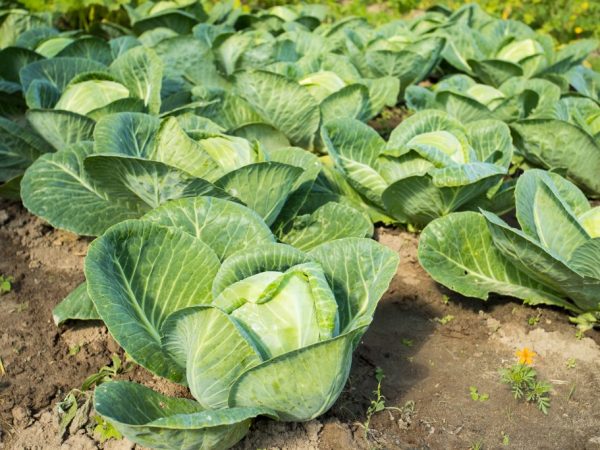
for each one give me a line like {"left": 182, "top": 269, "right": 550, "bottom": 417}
{"left": 1, "top": 1, "right": 599, "bottom": 449}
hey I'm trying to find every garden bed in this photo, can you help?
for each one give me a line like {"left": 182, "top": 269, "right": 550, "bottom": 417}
{"left": 1, "top": 199, "right": 599, "bottom": 450}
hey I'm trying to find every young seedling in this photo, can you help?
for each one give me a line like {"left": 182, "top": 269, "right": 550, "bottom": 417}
{"left": 469, "top": 386, "right": 489, "bottom": 402}
{"left": 565, "top": 358, "right": 576, "bottom": 369}
{"left": 57, "top": 354, "right": 134, "bottom": 440}
{"left": 0, "top": 275, "right": 14, "bottom": 295}
{"left": 500, "top": 348, "right": 552, "bottom": 414}
{"left": 501, "top": 432, "right": 510, "bottom": 446}
{"left": 434, "top": 314, "right": 454, "bottom": 325}
{"left": 361, "top": 367, "right": 403, "bottom": 438}
{"left": 93, "top": 415, "right": 122, "bottom": 442}
{"left": 527, "top": 311, "right": 541, "bottom": 327}
{"left": 401, "top": 338, "right": 414, "bottom": 347}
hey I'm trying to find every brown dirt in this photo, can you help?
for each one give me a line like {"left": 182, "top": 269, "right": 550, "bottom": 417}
{"left": 1, "top": 201, "right": 599, "bottom": 450}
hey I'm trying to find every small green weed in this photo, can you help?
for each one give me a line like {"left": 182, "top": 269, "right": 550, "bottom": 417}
{"left": 362, "top": 367, "right": 403, "bottom": 438}
{"left": 469, "top": 386, "right": 489, "bottom": 402}
{"left": 0, "top": 275, "right": 14, "bottom": 295}
{"left": 401, "top": 338, "right": 414, "bottom": 347}
{"left": 93, "top": 415, "right": 122, "bottom": 442}
{"left": 565, "top": 358, "right": 576, "bottom": 369}
{"left": 501, "top": 431, "right": 510, "bottom": 446}
{"left": 434, "top": 314, "right": 454, "bottom": 325}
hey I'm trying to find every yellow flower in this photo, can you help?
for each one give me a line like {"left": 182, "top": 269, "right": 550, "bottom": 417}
{"left": 516, "top": 347, "right": 536, "bottom": 365}
{"left": 575, "top": 26, "right": 583, "bottom": 34}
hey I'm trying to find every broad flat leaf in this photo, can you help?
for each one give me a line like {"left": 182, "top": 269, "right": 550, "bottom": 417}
{"left": 234, "top": 71, "right": 320, "bottom": 148}
{"left": 320, "top": 84, "right": 370, "bottom": 124}
{"left": 95, "top": 382, "right": 268, "bottom": 450}
{"left": 532, "top": 182, "right": 589, "bottom": 260}
{"left": 161, "top": 306, "right": 262, "bottom": 408}
{"left": 152, "top": 117, "right": 223, "bottom": 181}
{"left": 309, "top": 238, "right": 398, "bottom": 332}
{"left": 511, "top": 119, "right": 600, "bottom": 196}
{"left": 483, "top": 210, "right": 600, "bottom": 312}
{"left": 278, "top": 202, "right": 373, "bottom": 251}
{"left": 469, "top": 59, "right": 523, "bottom": 87}
{"left": 464, "top": 119, "right": 512, "bottom": 166}
{"left": 419, "top": 211, "right": 569, "bottom": 308}
{"left": 87, "top": 98, "right": 147, "bottom": 120}
{"left": 212, "top": 243, "right": 310, "bottom": 298}
{"left": 515, "top": 169, "right": 591, "bottom": 239}
{"left": 436, "top": 91, "right": 493, "bottom": 123}
{"left": 0, "top": 175, "right": 22, "bottom": 200}
{"left": 84, "top": 155, "right": 229, "bottom": 211}
{"left": 110, "top": 47, "right": 163, "bottom": 114}
{"left": 360, "top": 76, "right": 400, "bottom": 117}
{"left": 569, "top": 239, "right": 600, "bottom": 279}
{"left": 24, "top": 79, "right": 61, "bottom": 109}
{"left": 0, "top": 47, "right": 43, "bottom": 83}
{"left": 54, "top": 80, "right": 129, "bottom": 116}
{"left": 55, "top": 37, "right": 113, "bottom": 65}
{"left": 229, "top": 328, "right": 363, "bottom": 421}
{"left": 93, "top": 112, "right": 160, "bottom": 157}
{"left": 382, "top": 174, "right": 498, "bottom": 225}
{"left": 52, "top": 282, "right": 100, "bottom": 326}
{"left": 321, "top": 118, "right": 388, "bottom": 207}
{"left": 579, "top": 207, "right": 600, "bottom": 238}
{"left": 387, "top": 110, "right": 466, "bottom": 151}
{"left": 27, "top": 109, "right": 95, "bottom": 150}
{"left": 85, "top": 220, "right": 221, "bottom": 381}
{"left": 215, "top": 162, "right": 302, "bottom": 226}
{"left": 0, "top": 117, "right": 53, "bottom": 181}
{"left": 231, "top": 123, "right": 290, "bottom": 152}
{"left": 21, "top": 142, "right": 141, "bottom": 236}
{"left": 35, "top": 37, "right": 74, "bottom": 58}
{"left": 142, "top": 196, "right": 275, "bottom": 260}
{"left": 193, "top": 135, "right": 258, "bottom": 174}
{"left": 19, "top": 57, "right": 107, "bottom": 93}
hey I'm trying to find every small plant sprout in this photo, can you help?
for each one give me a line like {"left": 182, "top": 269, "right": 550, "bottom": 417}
{"left": 401, "top": 338, "right": 414, "bottom": 347}
{"left": 362, "top": 367, "right": 403, "bottom": 438}
{"left": 565, "top": 358, "right": 577, "bottom": 369}
{"left": 500, "top": 347, "right": 552, "bottom": 414}
{"left": 434, "top": 314, "right": 454, "bottom": 325}
{"left": 469, "top": 386, "right": 489, "bottom": 402}
{"left": 527, "top": 311, "right": 542, "bottom": 327}
{"left": 93, "top": 415, "right": 122, "bottom": 442}
{"left": 441, "top": 294, "right": 450, "bottom": 305}
{"left": 501, "top": 431, "right": 510, "bottom": 446}
{"left": 0, "top": 275, "right": 14, "bottom": 295}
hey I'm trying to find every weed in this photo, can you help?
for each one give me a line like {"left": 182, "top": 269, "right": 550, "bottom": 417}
{"left": 434, "top": 314, "right": 454, "bottom": 325}
{"left": 470, "top": 441, "right": 484, "bottom": 450}
{"left": 361, "top": 367, "right": 403, "bottom": 438}
{"left": 501, "top": 431, "right": 510, "bottom": 446}
{"left": 57, "top": 354, "right": 134, "bottom": 440}
{"left": 565, "top": 358, "right": 576, "bottom": 369}
{"left": 527, "top": 310, "right": 541, "bottom": 327}
{"left": 469, "top": 386, "right": 489, "bottom": 402}
{"left": 93, "top": 415, "right": 122, "bottom": 442}
{"left": 0, "top": 275, "right": 13, "bottom": 295}
{"left": 401, "top": 338, "right": 414, "bottom": 347}
{"left": 68, "top": 345, "right": 81, "bottom": 357}
{"left": 441, "top": 295, "right": 450, "bottom": 305}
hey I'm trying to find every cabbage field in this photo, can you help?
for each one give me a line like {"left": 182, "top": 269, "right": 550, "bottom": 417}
{"left": 0, "top": 1, "right": 599, "bottom": 449}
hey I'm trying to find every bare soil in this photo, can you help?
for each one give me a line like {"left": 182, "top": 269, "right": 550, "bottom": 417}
{"left": 1, "top": 200, "right": 599, "bottom": 450}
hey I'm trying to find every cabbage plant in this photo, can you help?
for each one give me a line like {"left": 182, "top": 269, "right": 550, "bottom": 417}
{"left": 406, "top": 74, "right": 561, "bottom": 123}
{"left": 510, "top": 96, "right": 600, "bottom": 196}
{"left": 321, "top": 110, "right": 514, "bottom": 226}
{"left": 22, "top": 111, "right": 372, "bottom": 245}
{"left": 419, "top": 169, "right": 600, "bottom": 330}
{"left": 86, "top": 196, "right": 398, "bottom": 448}
{"left": 434, "top": 4, "right": 598, "bottom": 86}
